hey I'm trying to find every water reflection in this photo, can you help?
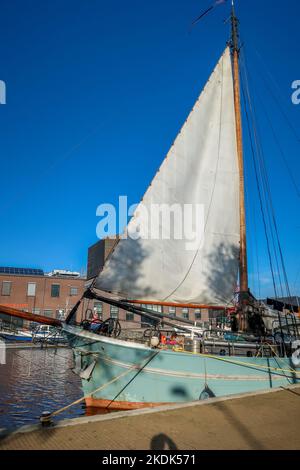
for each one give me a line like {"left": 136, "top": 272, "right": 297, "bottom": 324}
{"left": 0, "top": 348, "right": 112, "bottom": 431}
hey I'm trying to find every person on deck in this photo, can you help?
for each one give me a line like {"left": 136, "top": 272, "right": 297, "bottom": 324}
{"left": 166, "top": 333, "right": 178, "bottom": 345}
{"left": 90, "top": 310, "right": 102, "bottom": 332}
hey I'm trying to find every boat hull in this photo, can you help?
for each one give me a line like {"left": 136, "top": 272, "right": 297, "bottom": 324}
{"left": 0, "top": 332, "right": 32, "bottom": 342}
{"left": 64, "top": 324, "right": 299, "bottom": 409}
{"left": 85, "top": 397, "right": 169, "bottom": 410}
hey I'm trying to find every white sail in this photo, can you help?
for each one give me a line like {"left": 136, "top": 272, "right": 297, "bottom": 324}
{"left": 95, "top": 47, "right": 240, "bottom": 306}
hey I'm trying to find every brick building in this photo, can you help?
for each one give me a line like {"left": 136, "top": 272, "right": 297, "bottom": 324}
{"left": 0, "top": 267, "right": 86, "bottom": 328}
{"left": 87, "top": 237, "right": 118, "bottom": 280}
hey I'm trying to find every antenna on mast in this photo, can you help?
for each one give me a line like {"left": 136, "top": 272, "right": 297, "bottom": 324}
{"left": 190, "top": 0, "right": 229, "bottom": 30}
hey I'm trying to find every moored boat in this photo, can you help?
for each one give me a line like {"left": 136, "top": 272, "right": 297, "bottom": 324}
{"left": 61, "top": 2, "right": 300, "bottom": 409}
{"left": 63, "top": 321, "right": 299, "bottom": 409}
{"left": 0, "top": 328, "right": 33, "bottom": 342}
{"left": 1, "top": 1, "right": 299, "bottom": 411}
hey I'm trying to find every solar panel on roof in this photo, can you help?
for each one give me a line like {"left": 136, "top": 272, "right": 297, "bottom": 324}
{"left": 0, "top": 267, "right": 44, "bottom": 276}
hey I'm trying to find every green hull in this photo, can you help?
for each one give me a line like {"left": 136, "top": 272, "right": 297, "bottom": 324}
{"left": 64, "top": 325, "right": 299, "bottom": 407}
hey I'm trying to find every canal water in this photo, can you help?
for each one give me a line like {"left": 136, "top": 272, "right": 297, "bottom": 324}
{"left": 0, "top": 347, "right": 109, "bottom": 431}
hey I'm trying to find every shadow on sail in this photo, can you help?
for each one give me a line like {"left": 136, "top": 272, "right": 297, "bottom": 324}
{"left": 204, "top": 241, "right": 240, "bottom": 305}
{"left": 95, "top": 237, "right": 158, "bottom": 300}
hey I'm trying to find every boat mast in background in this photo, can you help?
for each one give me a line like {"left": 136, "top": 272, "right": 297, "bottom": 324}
{"left": 230, "top": 1, "right": 249, "bottom": 310}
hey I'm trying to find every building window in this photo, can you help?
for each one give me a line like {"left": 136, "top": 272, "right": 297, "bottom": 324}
{"left": 44, "top": 310, "right": 53, "bottom": 317}
{"left": 51, "top": 284, "right": 60, "bottom": 297}
{"left": 1, "top": 281, "right": 12, "bottom": 296}
{"left": 110, "top": 305, "right": 119, "bottom": 319}
{"left": 12, "top": 318, "right": 23, "bottom": 328}
{"left": 94, "top": 302, "right": 103, "bottom": 319}
{"left": 182, "top": 307, "right": 189, "bottom": 319}
{"left": 32, "top": 308, "right": 40, "bottom": 315}
{"left": 169, "top": 306, "right": 176, "bottom": 317}
{"left": 142, "top": 304, "right": 162, "bottom": 313}
{"left": 151, "top": 304, "right": 162, "bottom": 313}
{"left": 70, "top": 286, "right": 78, "bottom": 296}
{"left": 194, "top": 309, "right": 201, "bottom": 320}
{"left": 126, "top": 312, "right": 134, "bottom": 322}
{"left": 27, "top": 282, "right": 36, "bottom": 297}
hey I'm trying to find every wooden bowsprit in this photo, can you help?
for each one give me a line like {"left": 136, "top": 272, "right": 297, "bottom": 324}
{"left": 0, "top": 304, "right": 62, "bottom": 327}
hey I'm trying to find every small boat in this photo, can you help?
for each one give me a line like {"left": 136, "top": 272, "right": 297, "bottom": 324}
{"left": 32, "top": 325, "right": 67, "bottom": 344}
{"left": 0, "top": 328, "right": 33, "bottom": 342}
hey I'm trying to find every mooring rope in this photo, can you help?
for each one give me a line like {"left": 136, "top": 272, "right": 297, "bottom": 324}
{"left": 42, "top": 350, "right": 159, "bottom": 422}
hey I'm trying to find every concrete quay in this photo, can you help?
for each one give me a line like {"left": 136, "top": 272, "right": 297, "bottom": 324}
{"left": 0, "top": 385, "right": 300, "bottom": 450}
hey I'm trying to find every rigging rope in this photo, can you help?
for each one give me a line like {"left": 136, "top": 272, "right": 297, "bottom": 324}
{"left": 240, "top": 48, "right": 293, "bottom": 302}
{"left": 252, "top": 47, "right": 300, "bottom": 144}
{"left": 252, "top": 200, "right": 261, "bottom": 298}
{"left": 170, "top": 349, "right": 300, "bottom": 377}
{"left": 245, "top": 54, "right": 293, "bottom": 301}
{"left": 258, "top": 99, "right": 300, "bottom": 200}
{"left": 43, "top": 349, "right": 159, "bottom": 420}
{"left": 240, "top": 64, "right": 278, "bottom": 298}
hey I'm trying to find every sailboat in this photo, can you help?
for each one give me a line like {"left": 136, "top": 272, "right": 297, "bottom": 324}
{"left": 60, "top": 5, "right": 300, "bottom": 409}
{"left": 1, "top": 3, "right": 299, "bottom": 410}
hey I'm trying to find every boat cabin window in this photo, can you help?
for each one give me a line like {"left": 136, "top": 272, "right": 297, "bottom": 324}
{"left": 40, "top": 326, "right": 49, "bottom": 332}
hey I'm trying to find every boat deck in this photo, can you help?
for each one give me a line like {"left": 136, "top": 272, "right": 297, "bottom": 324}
{"left": 1, "top": 385, "right": 300, "bottom": 450}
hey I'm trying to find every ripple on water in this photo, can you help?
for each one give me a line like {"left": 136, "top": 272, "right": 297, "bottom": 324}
{"left": 0, "top": 348, "right": 86, "bottom": 430}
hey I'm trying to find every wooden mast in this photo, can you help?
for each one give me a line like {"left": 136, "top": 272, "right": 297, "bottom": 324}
{"left": 230, "top": 1, "right": 248, "bottom": 307}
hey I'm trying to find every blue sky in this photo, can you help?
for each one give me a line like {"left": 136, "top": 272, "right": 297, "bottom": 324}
{"left": 0, "top": 0, "right": 299, "bottom": 298}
